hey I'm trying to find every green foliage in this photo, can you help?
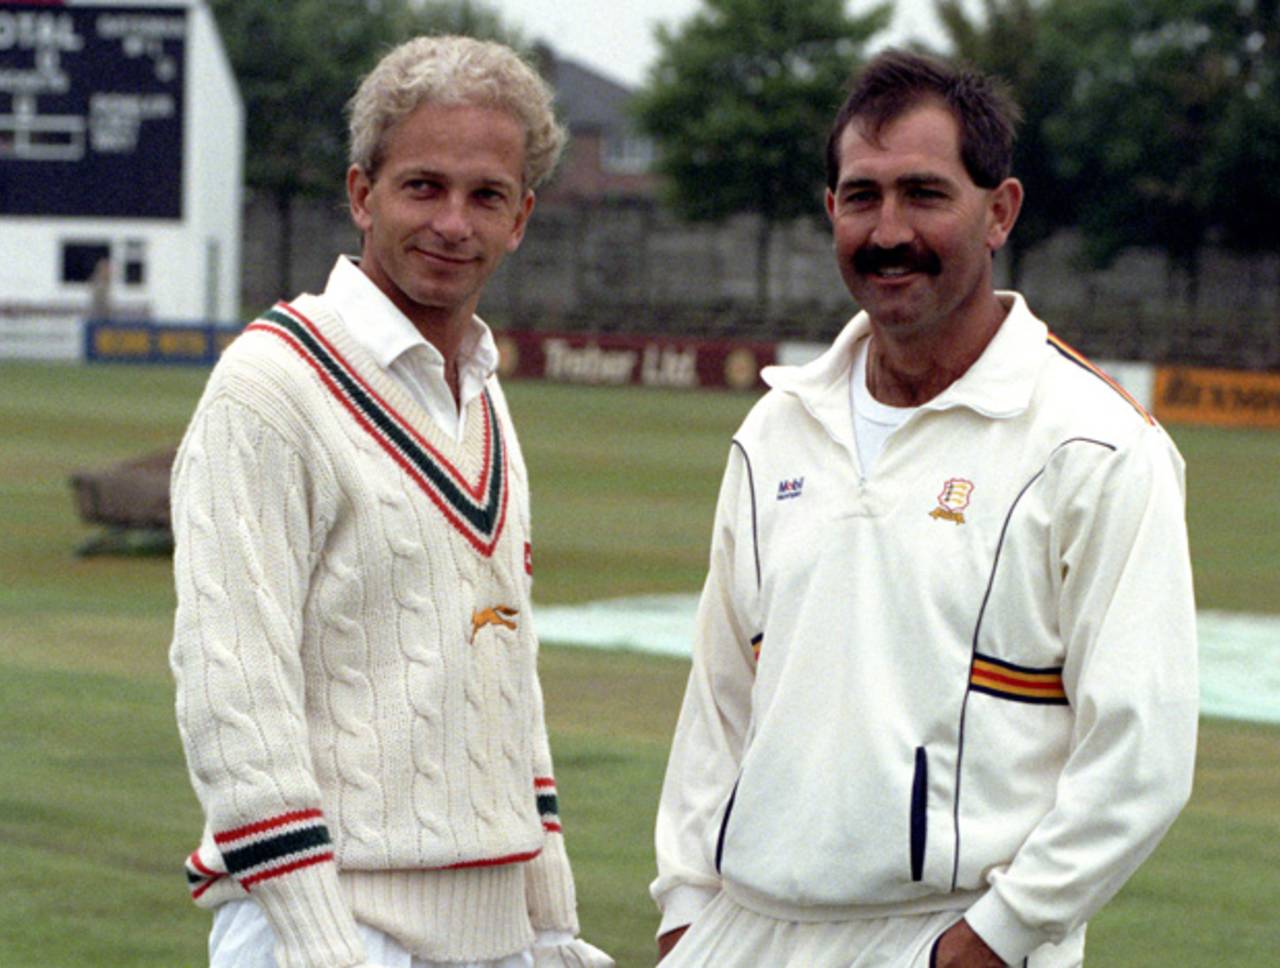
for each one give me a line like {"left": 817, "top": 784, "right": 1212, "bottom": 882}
{"left": 209, "top": 0, "right": 520, "bottom": 203}
{"left": 1037, "top": 0, "right": 1280, "bottom": 274}
{"left": 930, "top": 1, "right": 1077, "bottom": 285}
{"left": 634, "top": 0, "right": 890, "bottom": 224}
{"left": 210, "top": 0, "right": 382, "bottom": 204}
{"left": 931, "top": 0, "right": 1280, "bottom": 288}
{"left": 632, "top": 0, "right": 891, "bottom": 313}
{"left": 1203, "top": 0, "right": 1280, "bottom": 253}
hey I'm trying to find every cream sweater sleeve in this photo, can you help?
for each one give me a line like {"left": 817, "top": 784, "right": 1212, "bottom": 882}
{"left": 170, "top": 389, "right": 369, "bottom": 968}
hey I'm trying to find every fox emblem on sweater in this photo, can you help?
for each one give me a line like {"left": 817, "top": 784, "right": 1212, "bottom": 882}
{"left": 471, "top": 606, "right": 519, "bottom": 642}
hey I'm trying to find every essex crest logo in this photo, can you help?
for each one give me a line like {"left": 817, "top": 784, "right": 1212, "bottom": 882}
{"left": 930, "top": 478, "right": 974, "bottom": 525}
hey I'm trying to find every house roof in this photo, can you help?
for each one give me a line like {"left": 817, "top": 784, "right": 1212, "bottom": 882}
{"left": 540, "top": 49, "right": 636, "bottom": 132}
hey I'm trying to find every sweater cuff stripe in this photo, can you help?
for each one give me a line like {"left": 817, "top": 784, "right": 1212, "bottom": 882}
{"left": 214, "top": 808, "right": 325, "bottom": 845}
{"left": 535, "top": 777, "right": 562, "bottom": 833}
{"left": 212, "top": 810, "right": 335, "bottom": 889}
{"left": 184, "top": 850, "right": 227, "bottom": 900}
{"left": 240, "top": 850, "right": 336, "bottom": 889}
{"left": 222, "top": 825, "right": 333, "bottom": 876}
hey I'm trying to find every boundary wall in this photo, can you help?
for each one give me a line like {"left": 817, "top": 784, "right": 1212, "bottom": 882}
{"left": 7, "top": 318, "right": 1280, "bottom": 429}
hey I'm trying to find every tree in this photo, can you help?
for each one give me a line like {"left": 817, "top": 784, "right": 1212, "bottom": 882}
{"left": 930, "top": 0, "right": 1280, "bottom": 313}
{"left": 390, "top": 0, "right": 516, "bottom": 51}
{"left": 632, "top": 0, "right": 891, "bottom": 317}
{"left": 1202, "top": 0, "right": 1280, "bottom": 255}
{"left": 930, "top": 0, "right": 1075, "bottom": 288}
{"left": 1036, "top": 0, "right": 1280, "bottom": 305}
{"left": 208, "top": 0, "right": 520, "bottom": 297}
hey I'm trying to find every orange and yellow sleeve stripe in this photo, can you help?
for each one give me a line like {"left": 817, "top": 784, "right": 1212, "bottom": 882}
{"left": 970, "top": 654, "right": 1069, "bottom": 706}
{"left": 1046, "top": 333, "right": 1154, "bottom": 425}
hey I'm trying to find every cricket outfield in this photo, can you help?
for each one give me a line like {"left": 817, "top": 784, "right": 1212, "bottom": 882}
{"left": 1, "top": 362, "right": 1277, "bottom": 966}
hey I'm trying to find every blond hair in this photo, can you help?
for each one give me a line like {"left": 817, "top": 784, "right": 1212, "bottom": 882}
{"left": 348, "top": 35, "right": 566, "bottom": 189}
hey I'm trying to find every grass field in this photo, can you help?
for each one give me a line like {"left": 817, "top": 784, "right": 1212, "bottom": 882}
{"left": 2, "top": 360, "right": 1278, "bottom": 967}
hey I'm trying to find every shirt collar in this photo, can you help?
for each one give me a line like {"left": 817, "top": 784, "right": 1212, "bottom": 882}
{"left": 763, "top": 291, "right": 1047, "bottom": 427}
{"left": 322, "top": 256, "right": 500, "bottom": 381}
{"left": 926, "top": 292, "right": 1047, "bottom": 418}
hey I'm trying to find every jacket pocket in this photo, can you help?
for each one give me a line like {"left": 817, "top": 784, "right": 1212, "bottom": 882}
{"left": 911, "top": 746, "right": 928, "bottom": 882}
{"left": 714, "top": 779, "right": 740, "bottom": 874}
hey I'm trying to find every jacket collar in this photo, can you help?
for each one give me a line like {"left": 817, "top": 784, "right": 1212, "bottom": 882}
{"left": 762, "top": 292, "right": 1047, "bottom": 441}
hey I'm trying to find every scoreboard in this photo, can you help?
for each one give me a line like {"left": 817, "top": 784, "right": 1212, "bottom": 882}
{"left": 0, "top": 3, "right": 186, "bottom": 218}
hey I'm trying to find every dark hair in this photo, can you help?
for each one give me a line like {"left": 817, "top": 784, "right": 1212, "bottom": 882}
{"left": 825, "top": 49, "right": 1021, "bottom": 191}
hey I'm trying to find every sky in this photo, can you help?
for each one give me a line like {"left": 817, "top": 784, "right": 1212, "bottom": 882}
{"left": 491, "top": 0, "right": 978, "bottom": 88}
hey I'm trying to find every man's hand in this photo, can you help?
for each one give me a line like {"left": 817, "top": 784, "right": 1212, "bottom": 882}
{"left": 933, "top": 920, "right": 1004, "bottom": 967}
{"left": 656, "top": 926, "right": 689, "bottom": 963}
{"left": 532, "top": 937, "right": 614, "bottom": 967}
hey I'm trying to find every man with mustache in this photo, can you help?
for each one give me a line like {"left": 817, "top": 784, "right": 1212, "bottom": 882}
{"left": 651, "top": 50, "right": 1197, "bottom": 967}
{"left": 169, "top": 35, "right": 611, "bottom": 968}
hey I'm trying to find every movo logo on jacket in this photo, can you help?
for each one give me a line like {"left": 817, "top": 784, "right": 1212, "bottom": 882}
{"left": 930, "top": 478, "right": 974, "bottom": 524}
{"left": 471, "top": 606, "right": 518, "bottom": 642}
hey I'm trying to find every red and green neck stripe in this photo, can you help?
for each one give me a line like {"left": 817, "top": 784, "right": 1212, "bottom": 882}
{"left": 248, "top": 302, "right": 509, "bottom": 557}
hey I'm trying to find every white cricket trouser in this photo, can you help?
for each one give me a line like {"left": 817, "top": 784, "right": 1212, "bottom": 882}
{"left": 660, "top": 892, "right": 1085, "bottom": 968}
{"left": 209, "top": 898, "right": 535, "bottom": 968}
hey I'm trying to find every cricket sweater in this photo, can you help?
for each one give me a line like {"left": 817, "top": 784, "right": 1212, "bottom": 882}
{"left": 652, "top": 293, "right": 1199, "bottom": 965}
{"left": 170, "top": 295, "right": 576, "bottom": 968}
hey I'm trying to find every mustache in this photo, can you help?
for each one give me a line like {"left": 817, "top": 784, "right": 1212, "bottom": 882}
{"left": 853, "top": 245, "right": 942, "bottom": 276}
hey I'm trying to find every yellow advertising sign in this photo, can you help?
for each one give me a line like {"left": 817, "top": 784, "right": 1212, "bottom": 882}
{"left": 1154, "top": 366, "right": 1280, "bottom": 429}
{"left": 93, "top": 326, "right": 151, "bottom": 359}
{"left": 156, "top": 329, "right": 210, "bottom": 358}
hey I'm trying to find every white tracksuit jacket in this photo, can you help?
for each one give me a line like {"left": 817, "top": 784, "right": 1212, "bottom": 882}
{"left": 652, "top": 294, "right": 1199, "bottom": 965}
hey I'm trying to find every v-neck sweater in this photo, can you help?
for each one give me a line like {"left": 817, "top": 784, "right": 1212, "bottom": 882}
{"left": 170, "top": 295, "right": 576, "bottom": 967}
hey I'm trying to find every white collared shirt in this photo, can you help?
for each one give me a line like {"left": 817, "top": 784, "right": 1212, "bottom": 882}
{"left": 322, "top": 256, "right": 499, "bottom": 443}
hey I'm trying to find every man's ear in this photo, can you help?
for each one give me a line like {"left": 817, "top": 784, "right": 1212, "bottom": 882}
{"left": 506, "top": 189, "right": 536, "bottom": 253}
{"left": 347, "top": 164, "right": 374, "bottom": 234}
{"left": 986, "top": 177, "right": 1024, "bottom": 253}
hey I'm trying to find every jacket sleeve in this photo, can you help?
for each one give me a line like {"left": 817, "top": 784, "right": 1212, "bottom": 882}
{"left": 966, "top": 425, "right": 1199, "bottom": 963}
{"left": 650, "top": 442, "right": 761, "bottom": 936}
{"left": 170, "top": 388, "right": 370, "bottom": 968}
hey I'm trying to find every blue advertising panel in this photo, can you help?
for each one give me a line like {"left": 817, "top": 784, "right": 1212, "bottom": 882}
{"left": 0, "top": 2, "right": 186, "bottom": 218}
{"left": 85, "top": 318, "right": 242, "bottom": 364}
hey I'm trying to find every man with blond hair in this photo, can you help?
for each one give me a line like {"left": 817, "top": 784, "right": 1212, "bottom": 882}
{"left": 170, "top": 35, "right": 612, "bottom": 968}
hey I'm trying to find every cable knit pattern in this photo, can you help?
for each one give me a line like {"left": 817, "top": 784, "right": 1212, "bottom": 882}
{"left": 170, "top": 294, "right": 578, "bottom": 966}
